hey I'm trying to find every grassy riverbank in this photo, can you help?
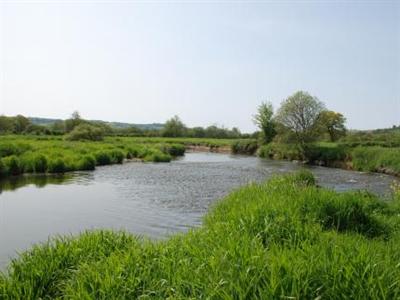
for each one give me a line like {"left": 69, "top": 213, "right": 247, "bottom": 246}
{"left": 0, "top": 136, "right": 235, "bottom": 178}
{"left": 259, "top": 142, "right": 400, "bottom": 176}
{"left": 1, "top": 171, "right": 400, "bottom": 299}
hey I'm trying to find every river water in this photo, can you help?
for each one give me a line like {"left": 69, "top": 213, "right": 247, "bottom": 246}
{"left": 0, "top": 152, "right": 398, "bottom": 269}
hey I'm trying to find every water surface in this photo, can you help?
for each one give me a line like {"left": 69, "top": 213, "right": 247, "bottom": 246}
{"left": 1, "top": 153, "right": 398, "bottom": 269}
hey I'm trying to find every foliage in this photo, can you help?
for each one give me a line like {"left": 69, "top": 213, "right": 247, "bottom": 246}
{"left": 316, "top": 110, "right": 347, "bottom": 141}
{"left": 304, "top": 143, "right": 348, "bottom": 164}
{"left": 2, "top": 172, "right": 400, "bottom": 299}
{"left": 65, "top": 124, "right": 105, "bottom": 141}
{"left": 275, "top": 91, "right": 325, "bottom": 147}
{"left": 258, "top": 143, "right": 302, "bottom": 160}
{"left": 351, "top": 147, "right": 400, "bottom": 174}
{"left": 159, "top": 144, "right": 186, "bottom": 156}
{"left": 162, "top": 115, "right": 187, "bottom": 137}
{"left": 13, "top": 115, "right": 31, "bottom": 133}
{"left": 231, "top": 139, "right": 258, "bottom": 155}
{"left": 253, "top": 101, "right": 276, "bottom": 144}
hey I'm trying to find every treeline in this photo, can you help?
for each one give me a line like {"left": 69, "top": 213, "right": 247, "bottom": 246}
{"left": 0, "top": 112, "right": 252, "bottom": 141}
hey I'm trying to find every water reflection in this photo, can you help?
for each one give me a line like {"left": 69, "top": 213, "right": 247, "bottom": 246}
{"left": 0, "top": 175, "right": 72, "bottom": 194}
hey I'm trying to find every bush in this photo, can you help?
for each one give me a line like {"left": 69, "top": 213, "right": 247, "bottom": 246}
{"left": 76, "top": 155, "right": 96, "bottom": 171}
{"left": 304, "top": 143, "right": 348, "bottom": 164}
{"left": 258, "top": 143, "right": 301, "bottom": 160}
{"left": 47, "top": 158, "right": 66, "bottom": 173}
{"left": 2, "top": 155, "right": 22, "bottom": 176}
{"left": 231, "top": 139, "right": 258, "bottom": 155}
{"left": 94, "top": 151, "right": 112, "bottom": 166}
{"left": 161, "top": 144, "right": 186, "bottom": 156}
{"left": 65, "top": 124, "right": 105, "bottom": 141}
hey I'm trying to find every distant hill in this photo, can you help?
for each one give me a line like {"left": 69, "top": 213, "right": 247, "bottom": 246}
{"left": 29, "top": 117, "right": 164, "bottom": 131}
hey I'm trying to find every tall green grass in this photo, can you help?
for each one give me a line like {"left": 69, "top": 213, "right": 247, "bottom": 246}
{"left": 0, "top": 136, "right": 200, "bottom": 177}
{"left": 1, "top": 171, "right": 399, "bottom": 299}
{"left": 259, "top": 142, "right": 400, "bottom": 176}
{"left": 352, "top": 146, "right": 400, "bottom": 174}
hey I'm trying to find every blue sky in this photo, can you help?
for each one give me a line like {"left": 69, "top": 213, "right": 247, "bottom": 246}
{"left": 1, "top": 1, "right": 399, "bottom": 132}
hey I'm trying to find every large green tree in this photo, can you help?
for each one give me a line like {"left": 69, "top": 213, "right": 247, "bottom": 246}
{"left": 13, "top": 115, "right": 31, "bottom": 133}
{"left": 316, "top": 110, "right": 347, "bottom": 142}
{"left": 275, "top": 91, "right": 325, "bottom": 147}
{"left": 253, "top": 101, "right": 276, "bottom": 143}
{"left": 162, "top": 115, "right": 187, "bottom": 137}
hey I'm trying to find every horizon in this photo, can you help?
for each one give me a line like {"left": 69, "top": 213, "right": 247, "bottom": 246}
{"left": 1, "top": 1, "right": 399, "bottom": 131}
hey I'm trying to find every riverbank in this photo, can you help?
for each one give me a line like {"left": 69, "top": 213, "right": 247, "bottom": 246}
{"left": 257, "top": 142, "right": 400, "bottom": 178}
{"left": 0, "top": 136, "right": 237, "bottom": 178}
{"left": 1, "top": 171, "right": 399, "bottom": 298}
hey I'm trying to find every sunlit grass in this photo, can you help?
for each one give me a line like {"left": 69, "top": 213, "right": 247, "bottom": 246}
{"left": 0, "top": 135, "right": 236, "bottom": 178}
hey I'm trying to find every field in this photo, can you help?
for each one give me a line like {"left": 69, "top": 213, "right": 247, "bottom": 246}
{"left": 0, "top": 135, "right": 235, "bottom": 178}
{"left": 1, "top": 171, "right": 400, "bottom": 299}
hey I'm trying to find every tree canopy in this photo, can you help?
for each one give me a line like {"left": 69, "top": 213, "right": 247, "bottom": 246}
{"left": 275, "top": 91, "right": 325, "bottom": 146}
{"left": 253, "top": 101, "right": 276, "bottom": 144}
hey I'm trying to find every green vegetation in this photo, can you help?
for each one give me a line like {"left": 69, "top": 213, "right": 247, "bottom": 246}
{"left": 253, "top": 101, "right": 276, "bottom": 143}
{"left": 316, "top": 110, "right": 347, "bottom": 142}
{"left": 65, "top": 123, "right": 106, "bottom": 141}
{"left": 231, "top": 139, "right": 258, "bottom": 155}
{"left": 275, "top": 91, "right": 325, "bottom": 148}
{"left": 250, "top": 90, "right": 400, "bottom": 177}
{"left": 0, "top": 136, "right": 209, "bottom": 177}
{"left": 1, "top": 111, "right": 247, "bottom": 139}
{"left": 259, "top": 142, "right": 400, "bottom": 176}
{"left": 0, "top": 135, "right": 239, "bottom": 178}
{"left": 352, "top": 147, "right": 400, "bottom": 174}
{"left": 1, "top": 171, "right": 400, "bottom": 299}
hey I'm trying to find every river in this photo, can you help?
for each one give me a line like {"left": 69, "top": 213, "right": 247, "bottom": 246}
{"left": 0, "top": 152, "right": 398, "bottom": 269}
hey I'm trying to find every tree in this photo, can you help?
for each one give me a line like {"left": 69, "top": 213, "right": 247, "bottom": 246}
{"left": 0, "top": 116, "right": 14, "bottom": 133}
{"left": 65, "top": 111, "right": 83, "bottom": 132}
{"left": 316, "top": 110, "right": 346, "bottom": 142}
{"left": 275, "top": 91, "right": 325, "bottom": 147}
{"left": 253, "top": 101, "right": 276, "bottom": 144}
{"left": 13, "top": 115, "right": 31, "bottom": 133}
{"left": 51, "top": 120, "right": 66, "bottom": 134}
{"left": 162, "top": 115, "right": 186, "bottom": 137}
{"left": 189, "top": 127, "right": 206, "bottom": 138}
{"left": 65, "top": 124, "right": 105, "bottom": 141}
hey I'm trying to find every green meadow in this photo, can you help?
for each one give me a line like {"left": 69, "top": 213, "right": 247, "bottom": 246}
{"left": 1, "top": 171, "right": 399, "bottom": 299}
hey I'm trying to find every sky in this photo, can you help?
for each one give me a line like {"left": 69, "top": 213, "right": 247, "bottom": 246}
{"left": 0, "top": 1, "right": 399, "bottom": 132}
